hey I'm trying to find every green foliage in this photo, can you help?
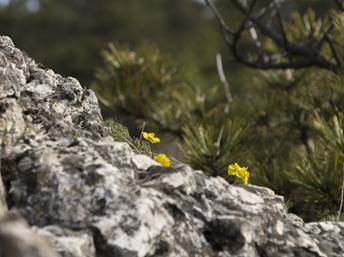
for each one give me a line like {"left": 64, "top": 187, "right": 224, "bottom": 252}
{"left": 331, "top": 13, "right": 344, "bottom": 71}
{"left": 287, "top": 111, "right": 344, "bottom": 220}
{"left": 286, "top": 9, "right": 329, "bottom": 44}
{"left": 92, "top": 43, "right": 197, "bottom": 135}
{"left": 181, "top": 119, "right": 250, "bottom": 177}
{"left": 265, "top": 9, "right": 326, "bottom": 52}
{"left": 290, "top": 149, "right": 343, "bottom": 220}
{"left": 246, "top": 64, "right": 344, "bottom": 220}
{"left": 251, "top": 156, "right": 296, "bottom": 199}
{"left": 312, "top": 112, "right": 344, "bottom": 151}
{"left": 106, "top": 119, "right": 152, "bottom": 156}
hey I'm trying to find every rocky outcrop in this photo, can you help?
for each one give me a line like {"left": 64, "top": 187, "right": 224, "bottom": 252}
{"left": 0, "top": 35, "right": 343, "bottom": 257}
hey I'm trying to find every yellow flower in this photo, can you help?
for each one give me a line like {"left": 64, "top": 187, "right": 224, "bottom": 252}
{"left": 154, "top": 153, "right": 171, "bottom": 167}
{"left": 227, "top": 163, "right": 250, "bottom": 185}
{"left": 228, "top": 163, "right": 241, "bottom": 176}
{"left": 142, "top": 132, "right": 160, "bottom": 144}
{"left": 242, "top": 172, "right": 249, "bottom": 185}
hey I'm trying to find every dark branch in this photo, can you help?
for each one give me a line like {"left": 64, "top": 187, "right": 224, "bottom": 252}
{"left": 205, "top": 0, "right": 342, "bottom": 73}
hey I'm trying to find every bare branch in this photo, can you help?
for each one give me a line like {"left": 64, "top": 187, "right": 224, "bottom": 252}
{"left": 316, "top": 23, "right": 334, "bottom": 49}
{"left": 216, "top": 54, "right": 233, "bottom": 103}
{"left": 205, "top": 0, "right": 341, "bottom": 73}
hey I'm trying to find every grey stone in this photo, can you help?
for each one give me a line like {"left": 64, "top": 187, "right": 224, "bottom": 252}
{"left": 0, "top": 35, "right": 343, "bottom": 257}
{"left": 34, "top": 226, "right": 96, "bottom": 257}
{"left": 0, "top": 213, "right": 60, "bottom": 257}
{"left": 132, "top": 154, "right": 160, "bottom": 170}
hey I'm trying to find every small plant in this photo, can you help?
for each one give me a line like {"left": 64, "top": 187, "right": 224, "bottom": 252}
{"left": 106, "top": 119, "right": 152, "bottom": 156}
{"left": 289, "top": 149, "right": 343, "bottom": 221}
{"left": 181, "top": 119, "right": 250, "bottom": 178}
{"left": 310, "top": 112, "right": 344, "bottom": 221}
{"left": 106, "top": 119, "right": 173, "bottom": 168}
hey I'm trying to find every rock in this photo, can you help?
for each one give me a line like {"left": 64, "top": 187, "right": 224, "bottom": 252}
{"left": 0, "top": 212, "right": 60, "bottom": 257}
{"left": 131, "top": 154, "right": 160, "bottom": 170}
{"left": 0, "top": 35, "right": 344, "bottom": 257}
{"left": 34, "top": 226, "right": 96, "bottom": 257}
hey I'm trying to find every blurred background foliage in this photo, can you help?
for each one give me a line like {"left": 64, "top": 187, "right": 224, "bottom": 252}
{"left": 1, "top": 0, "right": 344, "bottom": 221}
{"left": 0, "top": 0, "right": 226, "bottom": 86}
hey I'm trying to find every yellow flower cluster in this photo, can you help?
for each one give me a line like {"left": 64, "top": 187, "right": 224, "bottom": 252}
{"left": 142, "top": 132, "right": 249, "bottom": 182}
{"left": 142, "top": 131, "right": 171, "bottom": 167}
{"left": 228, "top": 163, "right": 250, "bottom": 185}
{"left": 153, "top": 154, "right": 171, "bottom": 167}
{"left": 142, "top": 132, "right": 161, "bottom": 143}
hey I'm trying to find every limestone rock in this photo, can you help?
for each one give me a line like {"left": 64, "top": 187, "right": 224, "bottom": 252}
{"left": 34, "top": 226, "right": 96, "bottom": 257}
{"left": 0, "top": 213, "right": 60, "bottom": 257}
{"left": 0, "top": 35, "right": 344, "bottom": 257}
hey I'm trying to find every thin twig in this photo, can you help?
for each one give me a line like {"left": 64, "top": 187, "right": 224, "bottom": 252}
{"left": 326, "top": 37, "right": 342, "bottom": 68}
{"left": 273, "top": 0, "right": 287, "bottom": 49}
{"left": 139, "top": 121, "right": 146, "bottom": 141}
{"left": 337, "top": 164, "right": 344, "bottom": 221}
{"left": 216, "top": 54, "right": 233, "bottom": 104}
{"left": 204, "top": 0, "right": 234, "bottom": 35}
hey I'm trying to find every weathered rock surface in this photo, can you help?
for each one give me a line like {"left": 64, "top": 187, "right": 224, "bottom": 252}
{"left": 0, "top": 35, "right": 344, "bottom": 257}
{"left": 0, "top": 213, "right": 59, "bottom": 257}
